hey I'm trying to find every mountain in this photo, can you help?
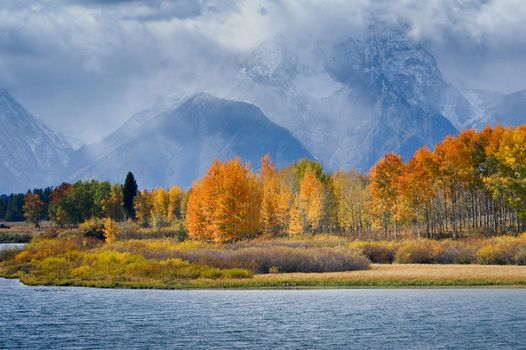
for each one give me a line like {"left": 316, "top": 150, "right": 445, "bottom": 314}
{"left": 223, "top": 25, "right": 472, "bottom": 171}
{"left": 0, "top": 90, "right": 72, "bottom": 193}
{"left": 68, "top": 93, "right": 313, "bottom": 188}
{"left": 223, "top": 25, "right": 462, "bottom": 172}
{"left": 462, "top": 89, "right": 526, "bottom": 128}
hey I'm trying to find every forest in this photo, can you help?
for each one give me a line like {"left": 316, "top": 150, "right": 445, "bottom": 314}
{"left": 1, "top": 125, "right": 524, "bottom": 241}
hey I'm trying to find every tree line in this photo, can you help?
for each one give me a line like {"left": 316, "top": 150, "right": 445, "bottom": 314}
{"left": 1, "top": 125, "right": 524, "bottom": 242}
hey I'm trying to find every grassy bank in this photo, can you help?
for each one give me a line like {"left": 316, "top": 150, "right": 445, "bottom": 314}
{"left": 2, "top": 233, "right": 526, "bottom": 289}
{"left": 3, "top": 264, "right": 526, "bottom": 289}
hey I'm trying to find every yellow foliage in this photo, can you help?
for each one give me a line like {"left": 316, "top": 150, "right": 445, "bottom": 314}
{"left": 299, "top": 170, "right": 325, "bottom": 233}
{"left": 167, "top": 186, "right": 182, "bottom": 223}
{"left": 287, "top": 195, "right": 304, "bottom": 235}
{"left": 134, "top": 190, "right": 153, "bottom": 226}
{"left": 103, "top": 218, "right": 118, "bottom": 244}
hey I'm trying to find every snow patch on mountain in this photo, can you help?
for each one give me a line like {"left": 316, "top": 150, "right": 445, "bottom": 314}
{"left": 0, "top": 90, "right": 72, "bottom": 193}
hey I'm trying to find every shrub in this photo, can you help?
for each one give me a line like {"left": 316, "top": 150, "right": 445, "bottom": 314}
{"left": 395, "top": 240, "right": 443, "bottom": 264}
{"left": 0, "top": 247, "right": 23, "bottom": 262}
{"left": 13, "top": 237, "right": 100, "bottom": 264}
{"left": 0, "top": 233, "right": 32, "bottom": 243}
{"left": 476, "top": 245, "right": 514, "bottom": 265}
{"left": 124, "top": 225, "right": 187, "bottom": 240}
{"left": 433, "top": 240, "right": 477, "bottom": 264}
{"left": 32, "top": 251, "right": 252, "bottom": 283}
{"left": 475, "top": 236, "right": 526, "bottom": 265}
{"left": 122, "top": 245, "right": 370, "bottom": 273}
{"left": 352, "top": 241, "right": 396, "bottom": 263}
{"left": 79, "top": 219, "right": 105, "bottom": 240}
{"left": 515, "top": 248, "right": 526, "bottom": 265}
{"left": 268, "top": 266, "right": 280, "bottom": 274}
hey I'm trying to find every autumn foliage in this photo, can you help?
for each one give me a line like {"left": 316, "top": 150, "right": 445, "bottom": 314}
{"left": 15, "top": 125, "right": 526, "bottom": 242}
{"left": 186, "top": 158, "right": 262, "bottom": 243}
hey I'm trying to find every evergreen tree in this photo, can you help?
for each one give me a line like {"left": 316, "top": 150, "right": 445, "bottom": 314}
{"left": 123, "top": 172, "right": 138, "bottom": 220}
{"left": 0, "top": 195, "right": 7, "bottom": 219}
{"left": 5, "top": 194, "right": 25, "bottom": 222}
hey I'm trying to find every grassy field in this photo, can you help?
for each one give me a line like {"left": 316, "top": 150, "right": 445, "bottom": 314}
{"left": 0, "top": 221, "right": 50, "bottom": 243}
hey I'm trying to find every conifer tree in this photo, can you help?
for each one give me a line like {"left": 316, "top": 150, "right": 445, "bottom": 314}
{"left": 123, "top": 172, "right": 138, "bottom": 220}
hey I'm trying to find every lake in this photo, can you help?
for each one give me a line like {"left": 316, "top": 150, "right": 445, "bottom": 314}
{"left": 0, "top": 278, "right": 525, "bottom": 349}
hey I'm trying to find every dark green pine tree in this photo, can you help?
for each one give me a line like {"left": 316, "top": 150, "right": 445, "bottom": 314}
{"left": 123, "top": 172, "right": 138, "bottom": 220}
{"left": 0, "top": 195, "right": 6, "bottom": 219}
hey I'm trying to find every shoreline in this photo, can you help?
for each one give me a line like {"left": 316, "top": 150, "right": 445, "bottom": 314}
{"left": 3, "top": 264, "right": 526, "bottom": 290}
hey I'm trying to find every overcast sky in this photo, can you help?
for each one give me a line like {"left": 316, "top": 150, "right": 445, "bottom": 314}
{"left": 1, "top": 0, "right": 525, "bottom": 143}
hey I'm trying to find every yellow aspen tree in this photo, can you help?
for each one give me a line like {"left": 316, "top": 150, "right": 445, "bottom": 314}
{"left": 134, "top": 190, "right": 153, "bottom": 227}
{"left": 299, "top": 170, "right": 326, "bottom": 233}
{"left": 287, "top": 195, "right": 305, "bottom": 235}
{"left": 275, "top": 183, "right": 292, "bottom": 233}
{"left": 332, "top": 171, "right": 353, "bottom": 233}
{"left": 102, "top": 184, "right": 125, "bottom": 221}
{"left": 167, "top": 185, "right": 182, "bottom": 224}
{"left": 151, "top": 188, "right": 170, "bottom": 227}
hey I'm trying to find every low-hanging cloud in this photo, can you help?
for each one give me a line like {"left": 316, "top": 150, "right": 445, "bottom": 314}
{"left": 0, "top": 0, "right": 524, "bottom": 143}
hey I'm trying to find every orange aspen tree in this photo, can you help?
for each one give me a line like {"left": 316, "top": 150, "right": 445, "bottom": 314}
{"left": 259, "top": 155, "right": 280, "bottom": 235}
{"left": 23, "top": 192, "right": 45, "bottom": 228}
{"left": 369, "top": 153, "right": 404, "bottom": 239}
{"left": 186, "top": 158, "right": 261, "bottom": 243}
{"left": 399, "top": 147, "right": 437, "bottom": 238}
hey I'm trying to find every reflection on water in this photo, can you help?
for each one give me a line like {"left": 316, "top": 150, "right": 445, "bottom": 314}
{"left": 0, "top": 278, "right": 525, "bottom": 349}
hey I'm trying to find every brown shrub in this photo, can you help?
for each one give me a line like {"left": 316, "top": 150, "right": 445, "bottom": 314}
{"left": 352, "top": 241, "right": 396, "bottom": 263}
{"left": 433, "top": 240, "right": 477, "bottom": 264}
{"left": 109, "top": 242, "right": 369, "bottom": 273}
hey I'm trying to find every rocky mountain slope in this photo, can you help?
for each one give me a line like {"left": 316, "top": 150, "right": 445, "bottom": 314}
{"left": 0, "top": 90, "right": 72, "bottom": 193}
{"left": 225, "top": 25, "right": 463, "bottom": 171}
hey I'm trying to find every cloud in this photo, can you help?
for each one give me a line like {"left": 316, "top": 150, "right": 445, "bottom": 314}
{"left": 0, "top": 0, "right": 524, "bottom": 142}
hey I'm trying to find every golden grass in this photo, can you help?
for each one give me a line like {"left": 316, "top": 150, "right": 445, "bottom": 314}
{"left": 0, "top": 221, "right": 52, "bottom": 235}
{"left": 254, "top": 264, "right": 526, "bottom": 285}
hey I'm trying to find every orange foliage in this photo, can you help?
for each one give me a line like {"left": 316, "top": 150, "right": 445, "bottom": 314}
{"left": 186, "top": 158, "right": 262, "bottom": 243}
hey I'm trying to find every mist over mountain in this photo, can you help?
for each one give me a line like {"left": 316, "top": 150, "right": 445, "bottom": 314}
{"left": 224, "top": 25, "right": 463, "bottom": 171}
{"left": 67, "top": 93, "right": 313, "bottom": 188}
{"left": 1, "top": 19, "right": 525, "bottom": 193}
{"left": 462, "top": 89, "right": 526, "bottom": 129}
{"left": 0, "top": 90, "right": 71, "bottom": 193}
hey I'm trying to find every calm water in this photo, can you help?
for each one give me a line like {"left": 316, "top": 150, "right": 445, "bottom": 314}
{"left": 0, "top": 243, "right": 26, "bottom": 250}
{"left": 1, "top": 279, "right": 525, "bottom": 349}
